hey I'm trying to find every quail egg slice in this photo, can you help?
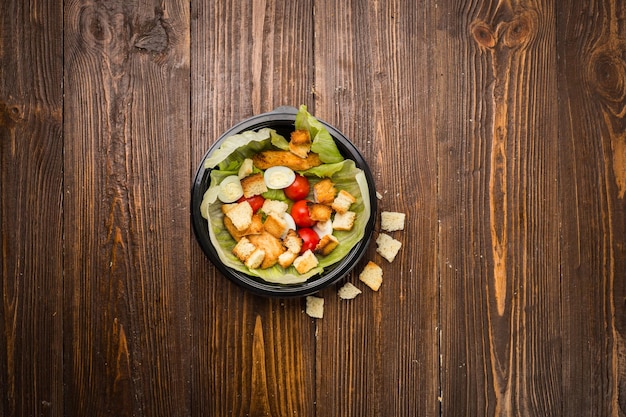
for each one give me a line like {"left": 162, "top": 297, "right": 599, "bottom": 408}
{"left": 263, "top": 166, "right": 296, "bottom": 189}
{"left": 313, "top": 219, "right": 333, "bottom": 238}
{"left": 283, "top": 212, "right": 297, "bottom": 232}
{"left": 218, "top": 175, "right": 244, "bottom": 203}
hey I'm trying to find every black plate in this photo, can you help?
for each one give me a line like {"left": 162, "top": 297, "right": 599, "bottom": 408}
{"left": 191, "top": 106, "right": 377, "bottom": 297}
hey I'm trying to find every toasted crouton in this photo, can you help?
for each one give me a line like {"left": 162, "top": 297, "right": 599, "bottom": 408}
{"left": 289, "top": 129, "right": 312, "bottom": 158}
{"left": 244, "top": 248, "right": 266, "bottom": 269}
{"left": 331, "top": 189, "right": 356, "bottom": 213}
{"left": 315, "top": 234, "right": 339, "bottom": 256}
{"left": 252, "top": 150, "right": 322, "bottom": 171}
{"left": 248, "top": 232, "right": 285, "bottom": 269}
{"left": 238, "top": 158, "right": 254, "bottom": 179}
{"left": 240, "top": 173, "right": 267, "bottom": 198}
{"left": 305, "top": 296, "right": 324, "bottom": 319}
{"left": 313, "top": 178, "right": 337, "bottom": 204}
{"left": 381, "top": 211, "right": 406, "bottom": 232}
{"left": 224, "top": 212, "right": 263, "bottom": 241}
{"left": 225, "top": 201, "right": 253, "bottom": 231}
{"left": 223, "top": 216, "right": 244, "bottom": 241}
{"left": 232, "top": 237, "right": 257, "bottom": 262}
{"left": 332, "top": 211, "right": 356, "bottom": 231}
{"left": 338, "top": 282, "right": 362, "bottom": 300}
{"left": 221, "top": 203, "right": 237, "bottom": 214}
{"left": 261, "top": 199, "right": 288, "bottom": 217}
{"left": 376, "top": 233, "right": 402, "bottom": 263}
{"left": 293, "top": 250, "right": 319, "bottom": 274}
{"left": 309, "top": 203, "right": 333, "bottom": 222}
{"left": 282, "top": 229, "right": 303, "bottom": 254}
{"left": 278, "top": 250, "right": 298, "bottom": 268}
{"left": 359, "top": 261, "right": 383, "bottom": 291}
{"left": 264, "top": 213, "right": 288, "bottom": 239}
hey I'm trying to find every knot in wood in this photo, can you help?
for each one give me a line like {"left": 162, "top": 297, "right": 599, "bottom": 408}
{"left": 588, "top": 46, "right": 626, "bottom": 105}
{"left": 0, "top": 102, "right": 23, "bottom": 128}
{"left": 134, "top": 21, "right": 168, "bottom": 53}
{"left": 471, "top": 21, "right": 496, "bottom": 49}
{"left": 79, "top": 6, "right": 113, "bottom": 46}
{"left": 502, "top": 10, "right": 537, "bottom": 49}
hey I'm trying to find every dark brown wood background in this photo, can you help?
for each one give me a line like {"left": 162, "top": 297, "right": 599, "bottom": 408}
{"left": 1, "top": 0, "right": 625, "bottom": 416}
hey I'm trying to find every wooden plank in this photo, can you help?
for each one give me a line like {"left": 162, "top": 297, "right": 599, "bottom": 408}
{"left": 436, "top": 1, "right": 562, "bottom": 415}
{"left": 557, "top": 0, "right": 626, "bottom": 415}
{"left": 312, "top": 0, "right": 440, "bottom": 415}
{"left": 0, "top": 1, "right": 64, "bottom": 416}
{"left": 62, "top": 1, "right": 191, "bottom": 415}
{"left": 190, "top": 0, "right": 317, "bottom": 415}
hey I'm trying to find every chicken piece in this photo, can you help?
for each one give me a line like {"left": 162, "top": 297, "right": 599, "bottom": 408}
{"left": 252, "top": 150, "right": 322, "bottom": 171}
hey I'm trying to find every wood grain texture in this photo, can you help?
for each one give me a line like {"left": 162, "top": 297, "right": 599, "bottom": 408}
{"left": 312, "top": 0, "right": 439, "bottom": 415}
{"left": 63, "top": 0, "right": 191, "bottom": 415}
{"left": 1, "top": 0, "right": 625, "bottom": 416}
{"left": 558, "top": 0, "right": 626, "bottom": 415}
{"left": 436, "top": 1, "right": 562, "bottom": 415}
{"left": 190, "top": 1, "right": 317, "bottom": 415}
{"left": 0, "top": 1, "right": 64, "bottom": 416}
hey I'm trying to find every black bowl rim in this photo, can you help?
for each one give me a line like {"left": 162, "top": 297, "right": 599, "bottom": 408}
{"left": 191, "top": 106, "right": 377, "bottom": 297}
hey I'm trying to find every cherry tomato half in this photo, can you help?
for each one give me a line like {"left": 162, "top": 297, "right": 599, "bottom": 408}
{"left": 284, "top": 174, "right": 310, "bottom": 201}
{"left": 298, "top": 227, "right": 320, "bottom": 254}
{"left": 291, "top": 200, "right": 315, "bottom": 228}
{"left": 237, "top": 195, "right": 265, "bottom": 213}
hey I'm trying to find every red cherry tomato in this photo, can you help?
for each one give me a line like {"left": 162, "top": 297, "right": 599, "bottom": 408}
{"left": 284, "top": 174, "right": 310, "bottom": 201}
{"left": 237, "top": 195, "right": 265, "bottom": 213}
{"left": 298, "top": 227, "right": 320, "bottom": 254}
{"left": 291, "top": 200, "right": 315, "bottom": 227}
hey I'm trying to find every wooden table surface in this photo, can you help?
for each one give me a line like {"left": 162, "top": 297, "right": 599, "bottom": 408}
{"left": 2, "top": 0, "right": 626, "bottom": 416}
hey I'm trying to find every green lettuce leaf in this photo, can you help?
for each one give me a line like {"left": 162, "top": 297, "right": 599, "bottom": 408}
{"left": 204, "top": 128, "right": 275, "bottom": 171}
{"left": 270, "top": 130, "right": 290, "bottom": 150}
{"left": 301, "top": 161, "right": 346, "bottom": 178}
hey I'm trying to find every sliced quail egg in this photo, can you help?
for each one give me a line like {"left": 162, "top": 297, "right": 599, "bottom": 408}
{"left": 263, "top": 166, "right": 296, "bottom": 189}
{"left": 313, "top": 219, "right": 333, "bottom": 238}
{"left": 218, "top": 175, "right": 244, "bottom": 203}
{"left": 283, "top": 212, "right": 296, "bottom": 232}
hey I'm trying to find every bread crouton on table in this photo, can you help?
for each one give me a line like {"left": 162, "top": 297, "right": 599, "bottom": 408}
{"left": 338, "top": 282, "right": 362, "bottom": 299}
{"left": 359, "top": 261, "right": 383, "bottom": 291}
{"left": 305, "top": 296, "right": 324, "bottom": 319}
{"left": 376, "top": 233, "right": 402, "bottom": 263}
{"left": 381, "top": 211, "right": 406, "bottom": 232}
